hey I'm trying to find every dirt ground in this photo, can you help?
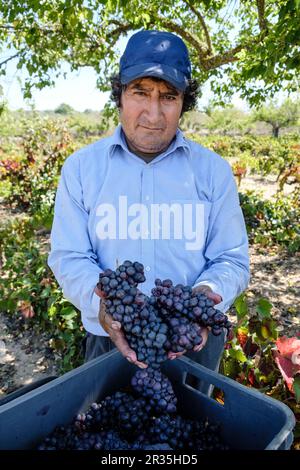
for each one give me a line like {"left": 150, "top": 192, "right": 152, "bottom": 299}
{"left": 0, "top": 315, "right": 59, "bottom": 397}
{"left": 0, "top": 174, "right": 299, "bottom": 399}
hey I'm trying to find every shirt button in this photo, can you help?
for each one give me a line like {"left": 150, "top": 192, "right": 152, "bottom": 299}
{"left": 145, "top": 266, "right": 151, "bottom": 272}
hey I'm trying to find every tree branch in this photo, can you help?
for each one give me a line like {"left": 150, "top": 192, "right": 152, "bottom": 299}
{"left": 202, "top": 45, "right": 243, "bottom": 70}
{"left": 0, "top": 52, "right": 20, "bottom": 67}
{"left": 106, "top": 22, "right": 135, "bottom": 42}
{"left": 0, "top": 25, "right": 17, "bottom": 30}
{"left": 85, "top": 22, "right": 133, "bottom": 53}
{"left": 202, "top": 29, "right": 269, "bottom": 71}
{"left": 154, "top": 17, "right": 210, "bottom": 64}
{"left": 183, "top": 0, "right": 212, "bottom": 53}
{"left": 256, "top": 0, "right": 267, "bottom": 32}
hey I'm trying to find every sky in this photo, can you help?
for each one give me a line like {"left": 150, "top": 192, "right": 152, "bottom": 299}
{"left": 2, "top": 64, "right": 111, "bottom": 112}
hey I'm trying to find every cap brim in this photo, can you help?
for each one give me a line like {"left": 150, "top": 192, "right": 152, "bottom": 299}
{"left": 120, "top": 63, "right": 189, "bottom": 91}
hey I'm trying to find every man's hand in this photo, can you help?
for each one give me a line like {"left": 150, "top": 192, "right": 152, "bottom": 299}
{"left": 192, "top": 284, "right": 222, "bottom": 306}
{"left": 168, "top": 284, "right": 222, "bottom": 361}
{"left": 94, "top": 286, "right": 148, "bottom": 369}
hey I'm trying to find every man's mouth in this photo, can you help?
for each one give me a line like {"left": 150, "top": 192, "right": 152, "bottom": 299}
{"left": 139, "top": 125, "right": 164, "bottom": 131}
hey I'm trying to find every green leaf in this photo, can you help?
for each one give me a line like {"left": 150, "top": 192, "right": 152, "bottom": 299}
{"left": 234, "top": 293, "right": 248, "bottom": 319}
{"left": 293, "top": 376, "right": 300, "bottom": 404}
{"left": 48, "top": 304, "right": 57, "bottom": 318}
{"left": 256, "top": 298, "right": 273, "bottom": 320}
{"left": 228, "top": 347, "right": 248, "bottom": 364}
{"left": 60, "top": 306, "right": 77, "bottom": 319}
{"left": 142, "top": 12, "right": 151, "bottom": 22}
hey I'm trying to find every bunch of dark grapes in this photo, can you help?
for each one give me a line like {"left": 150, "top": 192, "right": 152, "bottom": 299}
{"left": 98, "top": 261, "right": 169, "bottom": 368}
{"left": 36, "top": 425, "right": 103, "bottom": 450}
{"left": 167, "top": 317, "right": 203, "bottom": 352}
{"left": 148, "top": 414, "right": 228, "bottom": 451}
{"left": 192, "top": 420, "right": 229, "bottom": 451}
{"left": 131, "top": 368, "right": 177, "bottom": 414}
{"left": 98, "top": 263, "right": 231, "bottom": 369}
{"left": 115, "top": 396, "right": 152, "bottom": 437}
{"left": 151, "top": 279, "right": 193, "bottom": 318}
{"left": 98, "top": 260, "right": 146, "bottom": 299}
{"left": 123, "top": 304, "right": 169, "bottom": 367}
{"left": 37, "top": 389, "right": 229, "bottom": 451}
{"left": 98, "top": 430, "right": 132, "bottom": 450}
{"left": 148, "top": 414, "right": 194, "bottom": 450}
{"left": 37, "top": 406, "right": 228, "bottom": 451}
{"left": 77, "top": 391, "right": 152, "bottom": 439}
{"left": 152, "top": 278, "right": 231, "bottom": 337}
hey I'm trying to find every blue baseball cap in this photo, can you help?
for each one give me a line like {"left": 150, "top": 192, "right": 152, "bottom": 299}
{"left": 119, "top": 30, "right": 191, "bottom": 91}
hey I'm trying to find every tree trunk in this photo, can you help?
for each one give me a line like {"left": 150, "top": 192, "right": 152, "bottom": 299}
{"left": 272, "top": 126, "right": 280, "bottom": 138}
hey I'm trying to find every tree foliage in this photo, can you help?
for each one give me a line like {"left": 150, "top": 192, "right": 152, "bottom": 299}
{"left": 0, "top": 83, "right": 6, "bottom": 115}
{"left": 54, "top": 102, "right": 75, "bottom": 114}
{"left": 254, "top": 98, "right": 300, "bottom": 137}
{"left": 0, "top": 1, "right": 299, "bottom": 105}
{"left": 204, "top": 104, "right": 251, "bottom": 134}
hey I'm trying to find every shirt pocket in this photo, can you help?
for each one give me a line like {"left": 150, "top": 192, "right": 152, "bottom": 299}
{"left": 167, "top": 199, "right": 212, "bottom": 256}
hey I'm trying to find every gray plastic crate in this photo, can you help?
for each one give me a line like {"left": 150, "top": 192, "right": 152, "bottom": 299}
{"left": 0, "top": 351, "right": 295, "bottom": 450}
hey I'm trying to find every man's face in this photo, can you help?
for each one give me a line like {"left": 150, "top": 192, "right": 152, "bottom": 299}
{"left": 119, "top": 77, "right": 184, "bottom": 155}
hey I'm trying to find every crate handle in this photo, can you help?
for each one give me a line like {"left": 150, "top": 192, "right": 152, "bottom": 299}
{"left": 181, "top": 370, "right": 226, "bottom": 404}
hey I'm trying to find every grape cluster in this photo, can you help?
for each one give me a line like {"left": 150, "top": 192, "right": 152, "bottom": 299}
{"left": 131, "top": 368, "right": 177, "bottom": 414}
{"left": 152, "top": 278, "right": 231, "bottom": 338}
{"left": 37, "top": 389, "right": 228, "bottom": 451}
{"left": 37, "top": 425, "right": 103, "bottom": 451}
{"left": 148, "top": 414, "right": 228, "bottom": 451}
{"left": 37, "top": 391, "right": 149, "bottom": 451}
{"left": 98, "top": 261, "right": 169, "bottom": 368}
{"left": 98, "top": 260, "right": 231, "bottom": 366}
{"left": 74, "top": 391, "right": 152, "bottom": 439}
{"left": 167, "top": 317, "right": 203, "bottom": 353}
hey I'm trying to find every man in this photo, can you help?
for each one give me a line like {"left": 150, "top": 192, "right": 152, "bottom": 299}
{"left": 48, "top": 30, "right": 250, "bottom": 379}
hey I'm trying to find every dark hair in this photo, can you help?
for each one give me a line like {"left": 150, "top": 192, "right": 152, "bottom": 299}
{"left": 110, "top": 74, "right": 199, "bottom": 115}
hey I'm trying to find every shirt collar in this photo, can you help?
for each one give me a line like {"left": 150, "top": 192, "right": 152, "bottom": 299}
{"left": 108, "top": 124, "right": 189, "bottom": 163}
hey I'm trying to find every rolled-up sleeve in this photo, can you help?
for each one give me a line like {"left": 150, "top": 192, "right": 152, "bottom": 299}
{"left": 193, "top": 161, "right": 250, "bottom": 312}
{"left": 48, "top": 154, "right": 103, "bottom": 329}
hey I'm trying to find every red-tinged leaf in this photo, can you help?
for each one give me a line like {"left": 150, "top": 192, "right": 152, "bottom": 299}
{"left": 248, "top": 369, "right": 256, "bottom": 386}
{"left": 18, "top": 300, "right": 35, "bottom": 319}
{"left": 273, "top": 351, "right": 296, "bottom": 392}
{"left": 243, "top": 337, "right": 259, "bottom": 357}
{"left": 276, "top": 336, "right": 300, "bottom": 358}
{"left": 236, "top": 328, "right": 248, "bottom": 348}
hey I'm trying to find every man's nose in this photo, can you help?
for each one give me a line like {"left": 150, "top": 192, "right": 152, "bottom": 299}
{"left": 145, "top": 97, "right": 163, "bottom": 124}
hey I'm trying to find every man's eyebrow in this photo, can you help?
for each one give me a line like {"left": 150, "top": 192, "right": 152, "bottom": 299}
{"left": 160, "top": 89, "right": 180, "bottom": 96}
{"left": 130, "top": 83, "right": 180, "bottom": 95}
{"left": 130, "top": 83, "right": 154, "bottom": 92}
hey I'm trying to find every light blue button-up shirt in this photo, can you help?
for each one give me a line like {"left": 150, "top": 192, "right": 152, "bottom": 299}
{"left": 48, "top": 125, "right": 250, "bottom": 336}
